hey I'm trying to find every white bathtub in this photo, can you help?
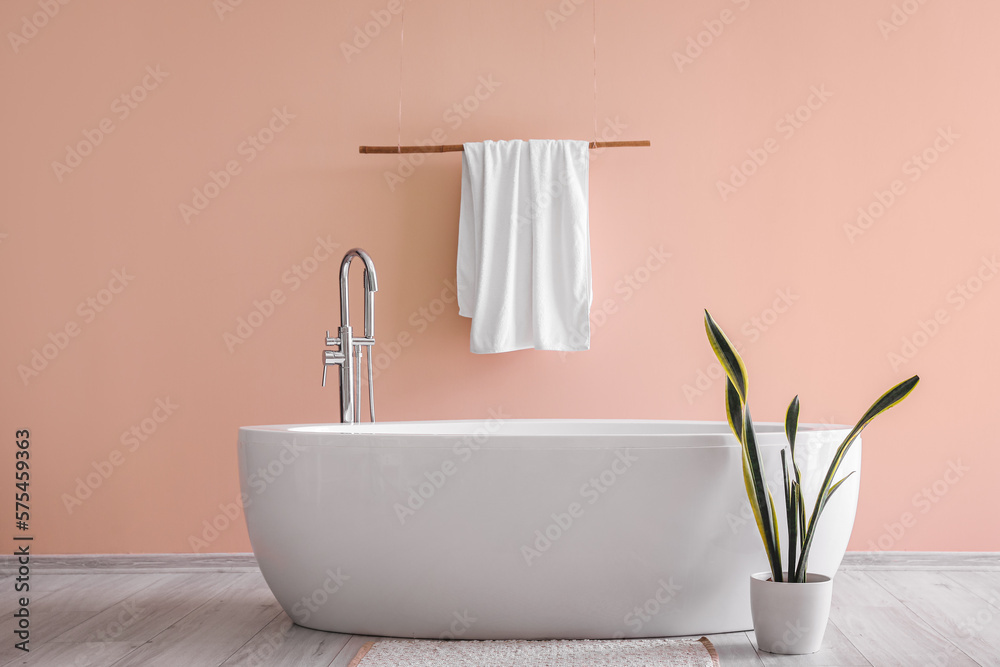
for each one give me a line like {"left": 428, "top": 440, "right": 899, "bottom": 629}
{"left": 237, "top": 419, "right": 860, "bottom": 639}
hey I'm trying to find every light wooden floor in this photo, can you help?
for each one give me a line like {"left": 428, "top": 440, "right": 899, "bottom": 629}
{"left": 1, "top": 554, "right": 998, "bottom": 666}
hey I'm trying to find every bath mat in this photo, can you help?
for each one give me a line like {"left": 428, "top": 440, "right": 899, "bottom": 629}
{"left": 347, "top": 636, "right": 719, "bottom": 666}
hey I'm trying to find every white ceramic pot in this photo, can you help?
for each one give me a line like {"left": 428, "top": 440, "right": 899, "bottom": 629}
{"left": 750, "top": 571, "right": 833, "bottom": 654}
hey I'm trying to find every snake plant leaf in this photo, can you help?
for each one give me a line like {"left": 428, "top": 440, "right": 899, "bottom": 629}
{"left": 796, "top": 482, "right": 806, "bottom": 553}
{"left": 818, "top": 471, "right": 856, "bottom": 517}
{"left": 729, "top": 382, "right": 768, "bottom": 578}
{"left": 785, "top": 396, "right": 801, "bottom": 478}
{"left": 741, "top": 449, "right": 767, "bottom": 554}
{"left": 796, "top": 376, "right": 919, "bottom": 580}
{"left": 744, "top": 407, "right": 782, "bottom": 580}
{"left": 704, "top": 310, "right": 749, "bottom": 402}
{"left": 781, "top": 450, "right": 792, "bottom": 511}
{"left": 767, "top": 484, "right": 783, "bottom": 582}
{"left": 782, "top": 451, "right": 798, "bottom": 580}
{"left": 794, "top": 481, "right": 805, "bottom": 580}
{"left": 785, "top": 396, "right": 799, "bottom": 451}
{"left": 844, "top": 376, "right": 920, "bottom": 447}
{"left": 725, "top": 378, "right": 744, "bottom": 441}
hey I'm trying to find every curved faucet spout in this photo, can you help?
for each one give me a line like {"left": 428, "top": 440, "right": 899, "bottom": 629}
{"left": 326, "top": 247, "right": 379, "bottom": 424}
{"left": 339, "top": 248, "right": 378, "bottom": 337}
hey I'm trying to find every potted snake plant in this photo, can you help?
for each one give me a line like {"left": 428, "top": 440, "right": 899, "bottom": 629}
{"left": 704, "top": 310, "right": 918, "bottom": 654}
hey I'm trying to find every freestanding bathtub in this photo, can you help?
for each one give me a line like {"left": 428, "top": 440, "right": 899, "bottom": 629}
{"left": 237, "top": 419, "right": 860, "bottom": 639}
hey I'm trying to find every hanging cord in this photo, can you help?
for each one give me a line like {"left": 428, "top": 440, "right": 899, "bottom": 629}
{"left": 397, "top": 0, "right": 406, "bottom": 153}
{"left": 592, "top": 0, "right": 598, "bottom": 143}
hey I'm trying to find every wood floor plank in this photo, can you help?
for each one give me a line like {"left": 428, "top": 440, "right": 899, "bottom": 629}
{"left": 871, "top": 570, "right": 1000, "bottom": 666}
{"left": 51, "top": 572, "right": 248, "bottom": 645}
{"left": 748, "top": 620, "right": 871, "bottom": 665}
{"left": 704, "top": 632, "right": 764, "bottom": 666}
{"left": 107, "top": 572, "right": 281, "bottom": 667}
{"left": 829, "top": 571, "right": 978, "bottom": 666}
{"left": 0, "top": 640, "right": 140, "bottom": 667}
{"left": 219, "top": 613, "right": 352, "bottom": 666}
{"left": 947, "top": 570, "right": 1000, "bottom": 607}
{"left": 31, "top": 573, "right": 164, "bottom": 611}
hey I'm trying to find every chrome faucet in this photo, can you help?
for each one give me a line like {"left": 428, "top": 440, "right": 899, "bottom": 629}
{"left": 322, "top": 248, "right": 378, "bottom": 423}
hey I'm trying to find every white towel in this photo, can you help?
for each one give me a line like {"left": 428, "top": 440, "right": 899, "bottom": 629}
{"left": 457, "top": 140, "right": 591, "bottom": 354}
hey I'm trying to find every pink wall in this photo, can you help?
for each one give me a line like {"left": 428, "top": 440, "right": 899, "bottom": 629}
{"left": 3, "top": 0, "right": 998, "bottom": 554}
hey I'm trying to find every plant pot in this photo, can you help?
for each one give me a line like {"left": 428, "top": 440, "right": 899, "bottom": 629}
{"left": 749, "top": 571, "right": 833, "bottom": 655}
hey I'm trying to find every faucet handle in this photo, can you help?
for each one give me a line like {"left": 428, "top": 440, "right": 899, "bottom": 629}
{"left": 322, "top": 349, "right": 338, "bottom": 386}
{"left": 325, "top": 330, "right": 341, "bottom": 347}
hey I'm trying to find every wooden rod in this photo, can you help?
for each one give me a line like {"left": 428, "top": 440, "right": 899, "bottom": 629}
{"left": 358, "top": 140, "right": 650, "bottom": 154}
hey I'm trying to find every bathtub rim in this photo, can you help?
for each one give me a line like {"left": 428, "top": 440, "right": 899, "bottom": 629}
{"left": 238, "top": 419, "right": 852, "bottom": 450}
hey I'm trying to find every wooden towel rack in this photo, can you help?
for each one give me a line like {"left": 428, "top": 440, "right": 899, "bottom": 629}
{"left": 359, "top": 140, "right": 650, "bottom": 154}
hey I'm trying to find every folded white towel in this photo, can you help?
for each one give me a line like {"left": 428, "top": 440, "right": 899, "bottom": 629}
{"left": 457, "top": 140, "right": 591, "bottom": 354}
